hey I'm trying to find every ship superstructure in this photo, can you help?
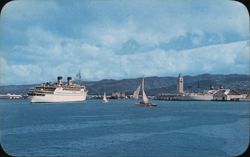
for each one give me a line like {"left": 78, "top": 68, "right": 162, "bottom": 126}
{"left": 28, "top": 76, "right": 88, "bottom": 103}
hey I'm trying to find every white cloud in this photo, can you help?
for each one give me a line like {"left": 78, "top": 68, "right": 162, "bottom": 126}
{"left": 81, "top": 18, "right": 186, "bottom": 50}
{"left": 1, "top": 35, "right": 249, "bottom": 85}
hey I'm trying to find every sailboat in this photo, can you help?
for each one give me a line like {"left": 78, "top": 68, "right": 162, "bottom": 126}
{"left": 103, "top": 92, "right": 108, "bottom": 103}
{"left": 135, "top": 76, "right": 157, "bottom": 107}
{"left": 133, "top": 84, "right": 141, "bottom": 99}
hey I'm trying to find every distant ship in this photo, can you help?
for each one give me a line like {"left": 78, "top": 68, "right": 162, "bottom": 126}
{"left": 103, "top": 92, "right": 108, "bottom": 103}
{"left": 135, "top": 76, "right": 157, "bottom": 107}
{"left": 0, "top": 93, "right": 22, "bottom": 99}
{"left": 28, "top": 76, "right": 88, "bottom": 103}
{"left": 174, "top": 90, "right": 218, "bottom": 101}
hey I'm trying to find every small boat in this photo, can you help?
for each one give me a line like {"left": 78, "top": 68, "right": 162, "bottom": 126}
{"left": 103, "top": 92, "right": 108, "bottom": 103}
{"left": 135, "top": 76, "right": 157, "bottom": 107}
{"left": 0, "top": 93, "right": 22, "bottom": 99}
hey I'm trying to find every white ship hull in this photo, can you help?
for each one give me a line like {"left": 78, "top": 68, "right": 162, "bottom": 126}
{"left": 175, "top": 94, "right": 213, "bottom": 101}
{"left": 29, "top": 90, "right": 87, "bottom": 103}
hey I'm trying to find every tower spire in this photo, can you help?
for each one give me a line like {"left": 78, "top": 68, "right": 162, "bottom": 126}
{"left": 177, "top": 73, "right": 184, "bottom": 94}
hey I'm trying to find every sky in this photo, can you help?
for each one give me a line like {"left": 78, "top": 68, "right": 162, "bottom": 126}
{"left": 0, "top": 0, "right": 249, "bottom": 85}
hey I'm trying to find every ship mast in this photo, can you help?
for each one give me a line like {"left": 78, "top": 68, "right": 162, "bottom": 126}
{"left": 142, "top": 76, "right": 149, "bottom": 103}
{"left": 76, "top": 70, "right": 82, "bottom": 85}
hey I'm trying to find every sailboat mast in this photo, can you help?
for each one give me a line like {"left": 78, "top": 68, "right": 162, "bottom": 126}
{"left": 141, "top": 76, "right": 149, "bottom": 103}
{"left": 142, "top": 76, "right": 144, "bottom": 93}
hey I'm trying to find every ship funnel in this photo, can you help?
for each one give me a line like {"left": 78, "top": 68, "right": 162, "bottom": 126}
{"left": 57, "top": 76, "right": 63, "bottom": 86}
{"left": 67, "top": 77, "right": 72, "bottom": 86}
{"left": 210, "top": 85, "right": 214, "bottom": 90}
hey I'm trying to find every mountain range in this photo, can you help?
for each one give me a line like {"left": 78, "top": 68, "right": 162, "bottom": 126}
{"left": 0, "top": 74, "right": 249, "bottom": 96}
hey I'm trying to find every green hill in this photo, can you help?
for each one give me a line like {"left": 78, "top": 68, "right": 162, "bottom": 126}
{"left": 0, "top": 74, "right": 249, "bottom": 96}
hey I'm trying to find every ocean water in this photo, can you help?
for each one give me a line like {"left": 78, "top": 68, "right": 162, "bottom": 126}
{"left": 0, "top": 99, "right": 249, "bottom": 157}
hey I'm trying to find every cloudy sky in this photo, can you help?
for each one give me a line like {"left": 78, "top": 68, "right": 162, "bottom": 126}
{"left": 0, "top": 0, "right": 249, "bottom": 85}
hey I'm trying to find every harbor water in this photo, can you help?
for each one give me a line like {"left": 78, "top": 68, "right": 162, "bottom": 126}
{"left": 0, "top": 99, "right": 249, "bottom": 157}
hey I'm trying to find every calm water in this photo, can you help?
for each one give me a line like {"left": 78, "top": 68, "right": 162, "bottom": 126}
{"left": 0, "top": 99, "right": 249, "bottom": 157}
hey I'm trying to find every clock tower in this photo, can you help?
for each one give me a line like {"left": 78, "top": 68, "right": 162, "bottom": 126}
{"left": 177, "top": 73, "right": 184, "bottom": 94}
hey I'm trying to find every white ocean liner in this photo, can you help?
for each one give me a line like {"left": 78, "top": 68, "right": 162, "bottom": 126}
{"left": 28, "top": 76, "right": 88, "bottom": 103}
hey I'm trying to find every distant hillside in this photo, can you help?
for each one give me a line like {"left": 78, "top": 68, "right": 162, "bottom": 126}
{"left": 0, "top": 74, "right": 249, "bottom": 96}
{"left": 0, "top": 84, "right": 36, "bottom": 95}
{"left": 85, "top": 74, "right": 250, "bottom": 95}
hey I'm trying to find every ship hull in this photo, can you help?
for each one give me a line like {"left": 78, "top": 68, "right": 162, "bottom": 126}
{"left": 29, "top": 91, "right": 87, "bottom": 103}
{"left": 135, "top": 101, "right": 157, "bottom": 107}
{"left": 175, "top": 94, "right": 213, "bottom": 101}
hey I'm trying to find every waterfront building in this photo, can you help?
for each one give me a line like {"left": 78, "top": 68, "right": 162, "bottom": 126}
{"left": 177, "top": 73, "right": 184, "bottom": 94}
{"left": 156, "top": 73, "right": 249, "bottom": 101}
{"left": 213, "top": 89, "right": 245, "bottom": 101}
{"left": 111, "top": 91, "right": 126, "bottom": 99}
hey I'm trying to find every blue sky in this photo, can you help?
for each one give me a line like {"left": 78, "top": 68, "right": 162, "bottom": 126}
{"left": 0, "top": 0, "right": 249, "bottom": 85}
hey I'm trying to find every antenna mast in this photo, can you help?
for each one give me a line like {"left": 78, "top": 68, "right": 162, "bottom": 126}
{"left": 76, "top": 70, "right": 82, "bottom": 85}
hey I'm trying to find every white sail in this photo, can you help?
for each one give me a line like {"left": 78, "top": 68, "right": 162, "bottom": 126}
{"left": 142, "top": 90, "right": 149, "bottom": 103}
{"left": 103, "top": 92, "right": 108, "bottom": 103}
{"left": 142, "top": 77, "right": 149, "bottom": 103}
{"left": 133, "top": 85, "right": 141, "bottom": 99}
